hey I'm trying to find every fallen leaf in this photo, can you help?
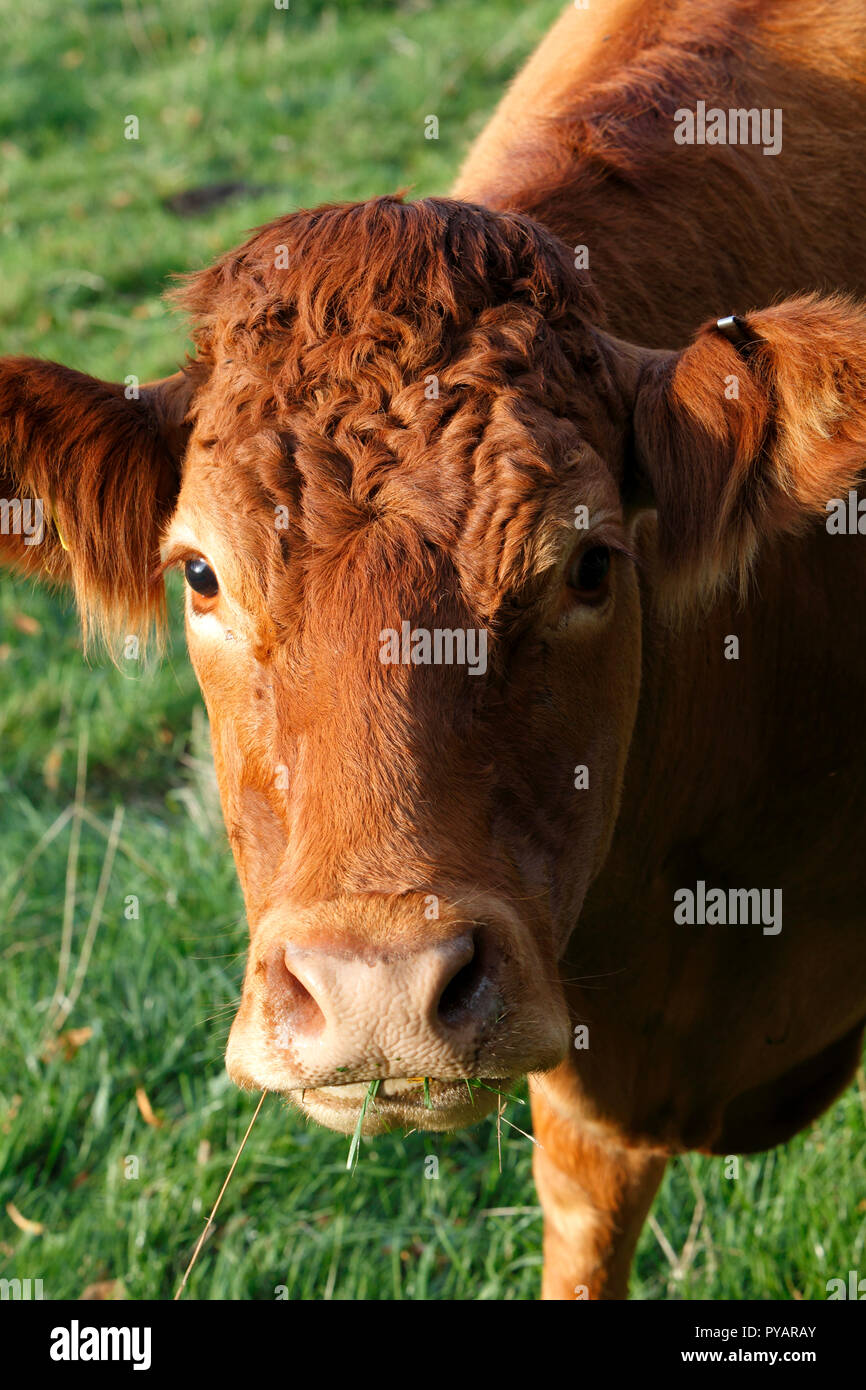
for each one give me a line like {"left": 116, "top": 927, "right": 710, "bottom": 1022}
{"left": 43, "top": 746, "right": 62, "bottom": 790}
{"left": 62, "top": 1027, "right": 93, "bottom": 1058}
{"left": 1, "top": 1095, "right": 22, "bottom": 1134}
{"left": 81, "top": 1280, "right": 127, "bottom": 1301}
{"left": 6, "top": 1201, "right": 44, "bottom": 1235}
{"left": 135, "top": 1086, "right": 163, "bottom": 1129}
{"left": 42, "top": 1026, "right": 93, "bottom": 1062}
{"left": 12, "top": 613, "right": 40, "bottom": 635}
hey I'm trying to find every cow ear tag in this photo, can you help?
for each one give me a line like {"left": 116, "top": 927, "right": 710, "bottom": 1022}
{"left": 715, "top": 314, "right": 759, "bottom": 358}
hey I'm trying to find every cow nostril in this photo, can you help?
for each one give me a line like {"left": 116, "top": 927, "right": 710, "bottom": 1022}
{"left": 280, "top": 956, "right": 326, "bottom": 1036}
{"left": 436, "top": 930, "right": 493, "bottom": 1028}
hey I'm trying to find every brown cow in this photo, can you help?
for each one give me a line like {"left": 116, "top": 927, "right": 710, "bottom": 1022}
{"left": 3, "top": 0, "right": 866, "bottom": 1299}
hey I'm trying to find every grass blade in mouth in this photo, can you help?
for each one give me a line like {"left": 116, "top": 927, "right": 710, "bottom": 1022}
{"left": 346, "top": 1079, "right": 381, "bottom": 1173}
{"left": 467, "top": 1079, "right": 525, "bottom": 1106}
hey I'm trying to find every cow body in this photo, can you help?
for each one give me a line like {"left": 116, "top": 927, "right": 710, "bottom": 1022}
{"left": 4, "top": 0, "right": 866, "bottom": 1300}
{"left": 454, "top": 0, "right": 866, "bottom": 1296}
{"left": 455, "top": 0, "right": 866, "bottom": 344}
{"left": 527, "top": 522, "right": 866, "bottom": 1296}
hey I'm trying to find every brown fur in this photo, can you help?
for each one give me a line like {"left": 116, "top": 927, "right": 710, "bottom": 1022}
{"left": 634, "top": 293, "right": 866, "bottom": 608}
{"left": 454, "top": 0, "right": 866, "bottom": 343}
{"left": 0, "top": 362, "right": 192, "bottom": 642}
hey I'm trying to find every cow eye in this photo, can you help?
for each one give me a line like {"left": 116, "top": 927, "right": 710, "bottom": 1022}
{"left": 184, "top": 557, "right": 219, "bottom": 598}
{"left": 567, "top": 545, "right": 611, "bottom": 601}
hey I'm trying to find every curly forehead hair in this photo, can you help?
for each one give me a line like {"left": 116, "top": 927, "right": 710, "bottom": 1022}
{"left": 171, "top": 196, "right": 613, "bottom": 624}
{"left": 174, "top": 193, "right": 602, "bottom": 380}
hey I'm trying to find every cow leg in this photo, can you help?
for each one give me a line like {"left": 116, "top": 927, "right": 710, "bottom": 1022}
{"left": 530, "top": 1076, "right": 667, "bottom": 1300}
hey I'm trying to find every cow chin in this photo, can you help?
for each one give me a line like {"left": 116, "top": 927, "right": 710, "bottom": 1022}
{"left": 292, "top": 1077, "right": 506, "bottom": 1135}
{"left": 225, "top": 1031, "right": 567, "bottom": 1136}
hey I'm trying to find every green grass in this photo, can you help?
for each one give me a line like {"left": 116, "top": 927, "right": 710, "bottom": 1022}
{"left": 2, "top": 0, "right": 865, "bottom": 1302}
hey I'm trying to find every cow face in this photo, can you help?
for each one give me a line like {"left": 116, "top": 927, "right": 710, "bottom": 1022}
{"left": 5, "top": 196, "right": 866, "bottom": 1134}
{"left": 157, "top": 197, "right": 648, "bottom": 1132}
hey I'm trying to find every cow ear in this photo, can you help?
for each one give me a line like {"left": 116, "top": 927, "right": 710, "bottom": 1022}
{"left": 630, "top": 294, "right": 866, "bottom": 610}
{"left": 0, "top": 358, "right": 195, "bottom": 644}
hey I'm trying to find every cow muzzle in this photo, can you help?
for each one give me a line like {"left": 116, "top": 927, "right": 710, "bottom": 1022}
{"left": 225, "top": 895, "right": 569, "bottom": 1133}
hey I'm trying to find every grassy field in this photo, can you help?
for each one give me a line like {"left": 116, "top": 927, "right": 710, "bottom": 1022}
{"left": 2, "top": 0, "right": 865, "bottom": 1302}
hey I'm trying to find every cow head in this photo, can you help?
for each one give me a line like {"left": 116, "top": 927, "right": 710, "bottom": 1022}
{"left": 4, "top": 196, "right": 866, "bottom": 1134}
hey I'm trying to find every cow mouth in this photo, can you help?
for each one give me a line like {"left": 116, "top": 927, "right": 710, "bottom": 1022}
{"left": 296, "top": 1076, "right": 511, "bottom": 1135}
